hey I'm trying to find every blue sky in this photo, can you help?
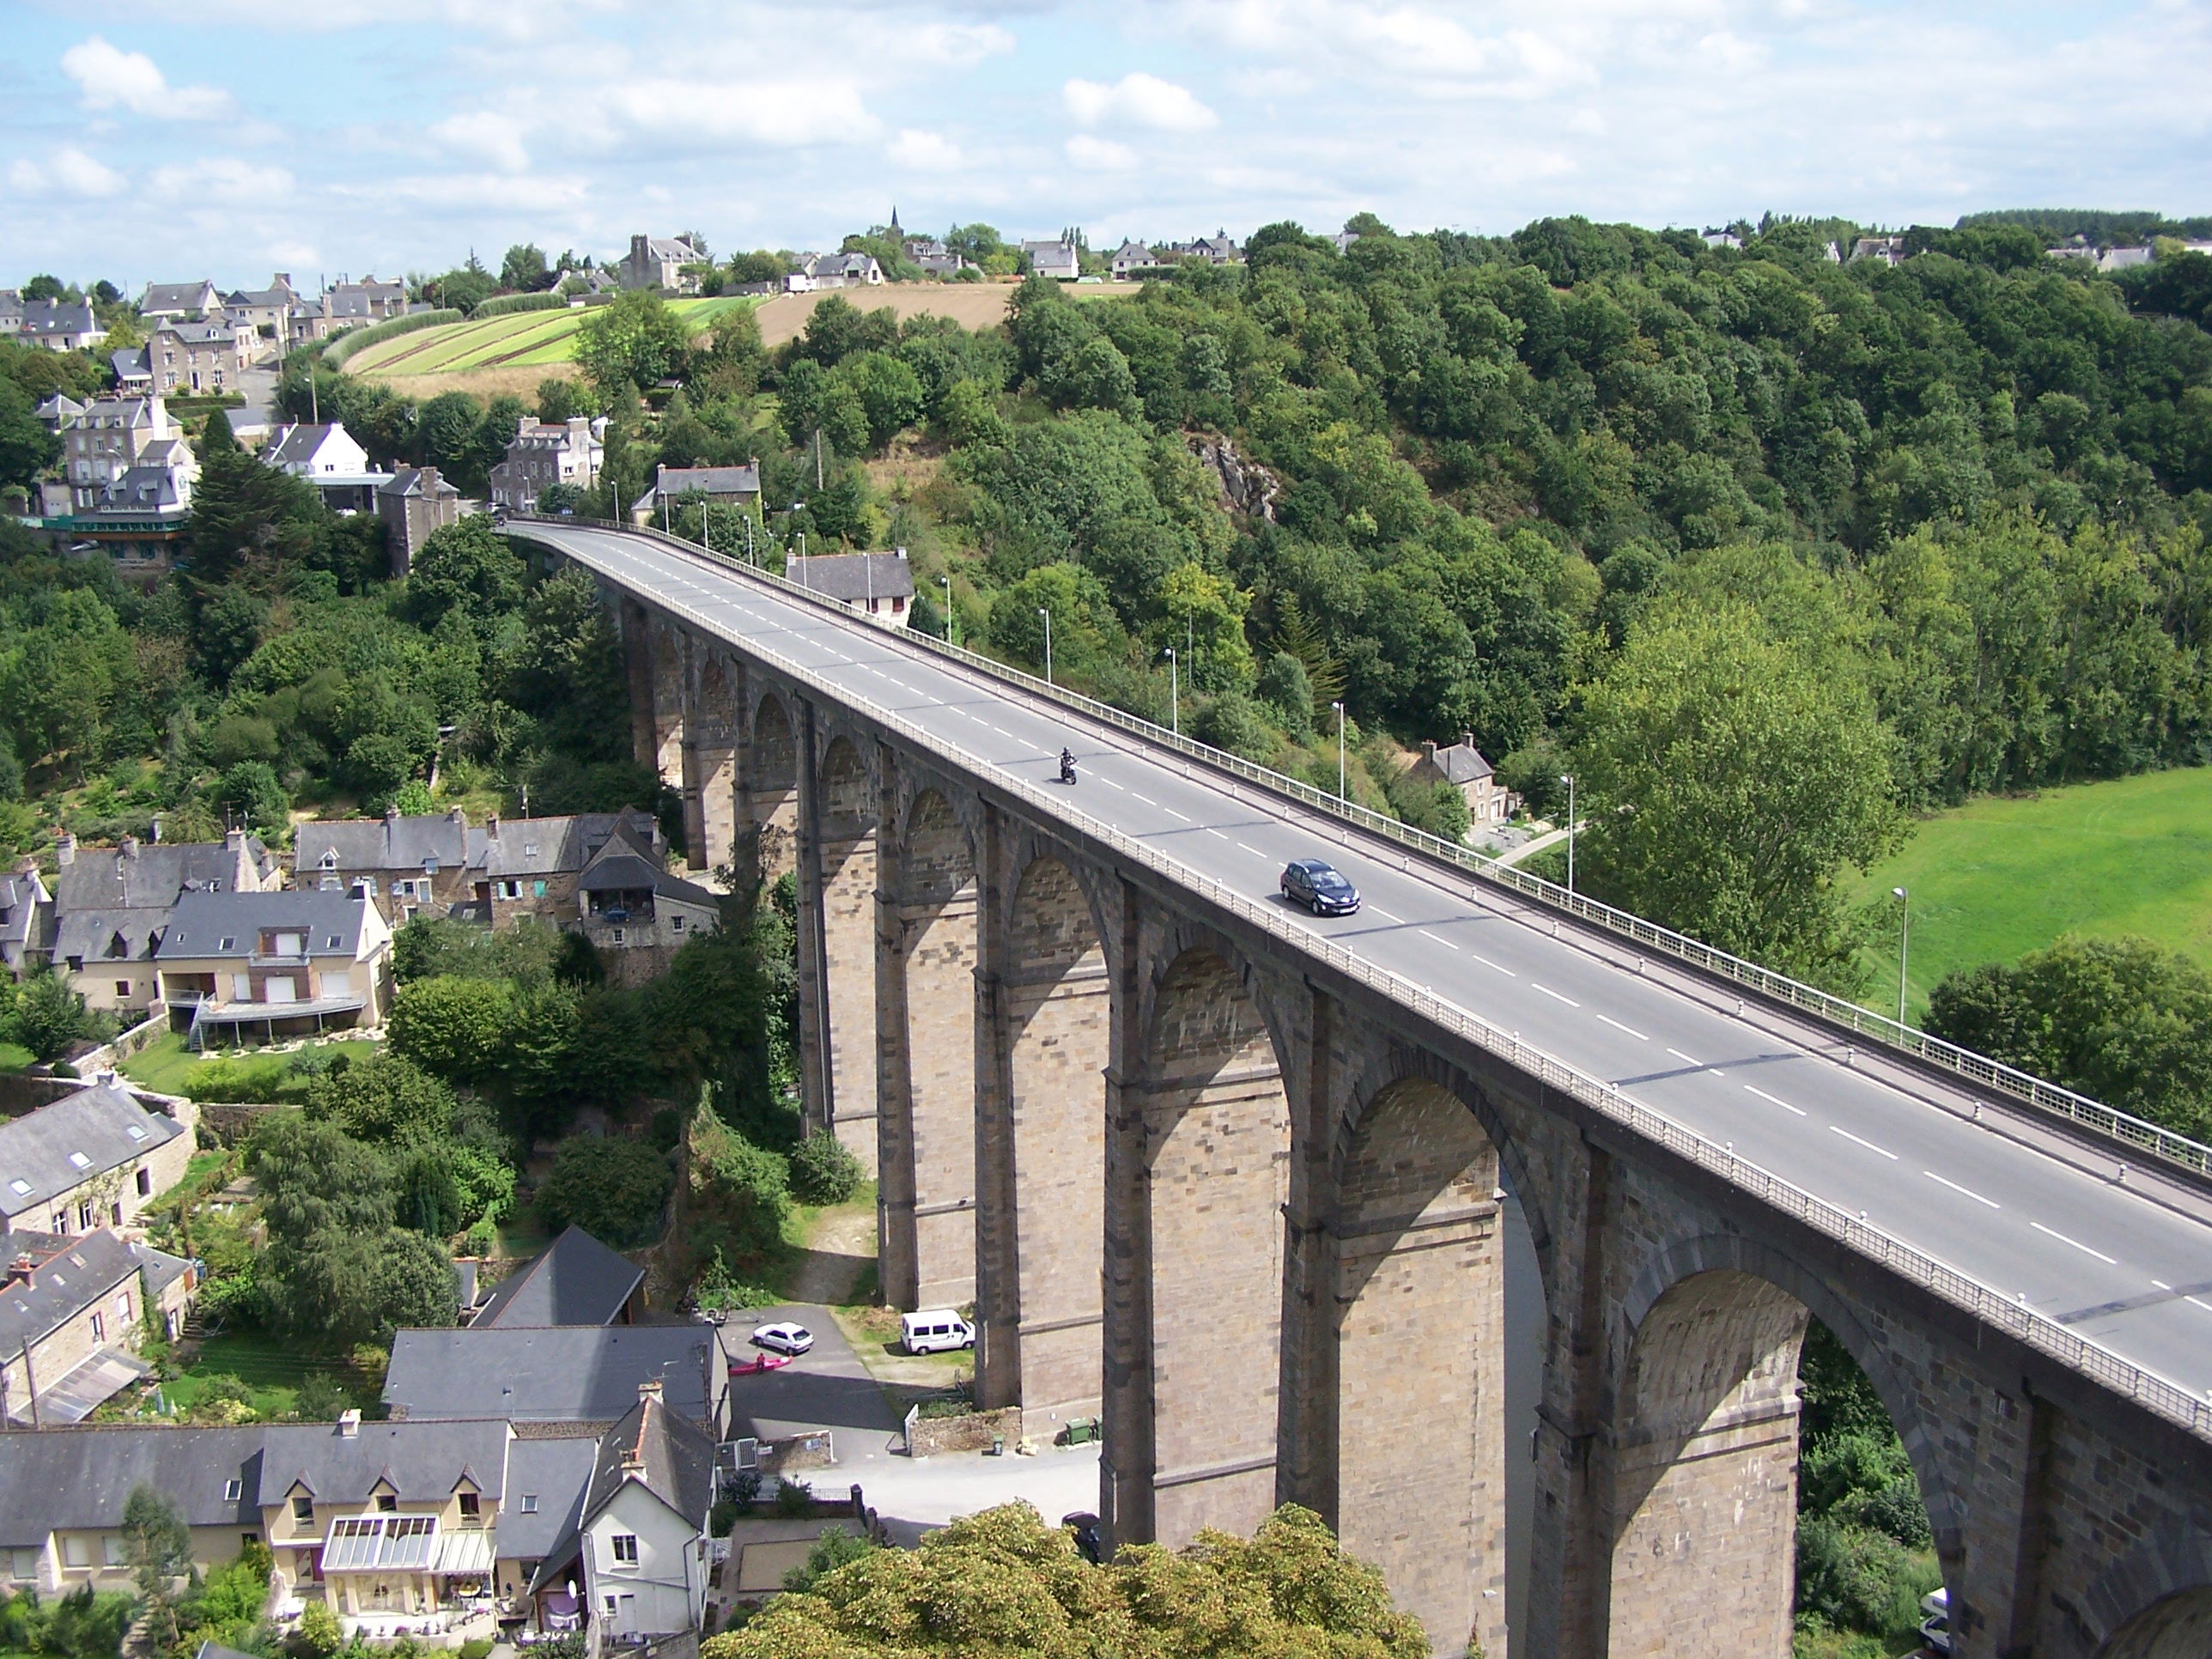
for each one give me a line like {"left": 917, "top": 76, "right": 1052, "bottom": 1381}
{"left": 5, "top": 0, "right": 2207, "bottom": 289}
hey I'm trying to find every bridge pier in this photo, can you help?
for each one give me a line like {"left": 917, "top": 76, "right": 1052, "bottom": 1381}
{"left": 683, "top": 653, "right": 739, "bottom": 876}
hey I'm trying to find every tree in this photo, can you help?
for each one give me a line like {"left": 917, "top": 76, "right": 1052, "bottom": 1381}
{"left": 1923, "top": 934, "right": 2212, "bottom": 1139}
{"left": 218, "top": 760, "right": 289, "bottom": 836}
{"left": 0, "top": 378, "right": 57, "bottom": 491}
{"left": 8, "top": 970, "right": 94, "bottom": 1062}
{"left": 428, "top": 264, "right": 495, "bottom": 315}
{"left": 501, "top": 243, "right": 553, "bottom": 292}
{"left": 21, "top": 276, "right": 65, "bottom": 303}
{"left": 576, "top": 291, "right": 692, "bottom": 402}
{"left": 186, "top": 443, "right": 326, "bottom": 585}
{"left": 307, "top": 1050, "right": 458, "bottom": 1145}
{"left": 842, "top": 352, "right": 925, "bottom": 449}
{"left": 701, "top": 1502, "right": 1428, "bottom": 1659}
{"left": 1570, "top": 604, "right": 1904, "bottom": 987}
{"left": 407, "top": 516, "right": 525, "bottom": 635}
{"left": 388, "top": 975, "right": 515, "bottom": 1087}
{"left": 788, "top": 1129, "right": 863, "bottom": 1205}
{"left": 535, "top": 1135, "right": 672, "bottom": 1247}
{"left": 120, "top": 1485, "right": 192, "bottom": 1649}
{"left": 418, "top": 392, "right": 486, "bottom": 484}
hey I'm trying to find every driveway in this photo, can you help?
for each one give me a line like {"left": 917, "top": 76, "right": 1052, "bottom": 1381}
{"left": 721, "top": 1304, "right": 902, "bottom": 1454}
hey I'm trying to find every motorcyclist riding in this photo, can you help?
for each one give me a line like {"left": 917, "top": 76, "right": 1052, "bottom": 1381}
{"left": 1059, "top": 747, "right": 1077, "bottom": 784}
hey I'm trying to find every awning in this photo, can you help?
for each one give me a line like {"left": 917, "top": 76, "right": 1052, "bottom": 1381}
{"left": 434, "top": 1530, "right": 495, "bottom": 1575}
{"left": 31, "top": 1347, "right": 151, "bottom": 1424}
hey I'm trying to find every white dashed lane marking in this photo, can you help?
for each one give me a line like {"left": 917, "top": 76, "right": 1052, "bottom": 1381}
{"left": 1596, "top": 1013, "right": 1648, "bottom": 1042}
{"left": 2033, "top": 1221, "right": 2118, "bottom": 1264}
{"left": 1533, "top": 984, "right": 1579, "bottom": 1007}
{"left": 1829, "top": 1125, "right": 1898, "bottom": 1160}
{"left": 1925, "top": 1171, "right": 2000, "bottom": 1209}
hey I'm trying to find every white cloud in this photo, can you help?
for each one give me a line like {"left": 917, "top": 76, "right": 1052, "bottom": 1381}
{"left": 9, "top": 146, "right": 130, "bottom": 198}
{"left": 887, "top": 128, "right": 963, "bottom": 171}
{"left": 61, "top": 36, "right": 234, "bottom": 120}
{"left": 1066, "top": 134, "right": 1139, "bottom": 171}
{"left": 431, "top": 111, "right": 531, "bottom": 173}
{"left": 1063, "top": 72, "right": 1218, "bottom": 132}
{"left": 150, "top": 158, "right": 295, "bottom": 203}
{"left": 606, "top": 76, "right": 879, "bottom": 145}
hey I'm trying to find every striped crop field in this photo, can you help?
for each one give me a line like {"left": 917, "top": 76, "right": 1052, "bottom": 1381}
{"left": 345, "top": 295, "right": 763, "bottom": 379}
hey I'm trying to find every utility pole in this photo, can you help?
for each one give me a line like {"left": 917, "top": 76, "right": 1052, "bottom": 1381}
{"left": 1893, "top": 886, "right": 1911, "bottom": 1024}
{"left": 813, "top": 428, "right": 824, "bottom": 491}
{"left": 1334, "top": 702, "right": 1346, "bottom": 801}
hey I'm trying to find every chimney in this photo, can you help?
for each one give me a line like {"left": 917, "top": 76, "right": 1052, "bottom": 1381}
{"left": 384, "top": 801, "right": 401, "bottom": 823}
{"left": 1462, "top": 731, "right": 1476, "bottom": 750}
{"left": 1421, "top": 740, "right": 1437, "bottom": 762}
{"left": 150, "top": 815, "right": 163, "bottom": 843}
{"left": 226, "top": 825, "right": 255, "bottom": 892}
{"left": 447, "top": 806, "right": 466, "bottom": 828}
{"left": 638, "top": 1376, "right": 665, "bottom": 1405}
{"left": 55, "top": 830, "right": 76, "bottom": 867}
{"left": 120, "top": 834, "right": 138, "bottom": 860}
{"left": 487, "top": 815, "right": 500, "bottom": 841}
{"left": 337, "top": 1408, "right": 361, "bottom": 1437}
{"left": 6, "top": 1255, "right": 35, "bottom": 1289}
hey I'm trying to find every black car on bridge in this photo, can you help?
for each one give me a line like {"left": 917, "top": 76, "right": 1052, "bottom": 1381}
{"left": 1281, "top": 858, "right": 1361, "bottom": 916}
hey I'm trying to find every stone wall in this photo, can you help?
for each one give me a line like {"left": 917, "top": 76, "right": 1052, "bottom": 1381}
{"left": 903, "top": 1403, "right": 1024, "bottom": 1458}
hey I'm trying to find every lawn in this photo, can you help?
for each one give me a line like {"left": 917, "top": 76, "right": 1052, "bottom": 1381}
{"left": 1851, "top": 766, "right": 2212, "bottom": 1017}
{"left": 119, "top": 1029, "right": 380, "bottom": 1099}
{"left": 347, "top": 295, "right": 764, "bottom": 379}
{"left": 151, "top": 1331, "right": 376, "bottom": 1420}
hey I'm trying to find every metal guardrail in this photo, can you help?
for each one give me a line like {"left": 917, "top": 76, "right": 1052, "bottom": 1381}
{"left": 514, "top": 515, "right": 2212, "bottom": 1445}
{"left": 516, "top": 515, "right": 2212, "bottom": 1185}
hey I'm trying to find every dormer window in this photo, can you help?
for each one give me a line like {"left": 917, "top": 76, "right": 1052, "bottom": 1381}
{"left": 319, "top": 851, "right": 337, "bottom": 870}
{"left": 375, "top": 1493, "right": 397, "bottom": 1514}
{"left": 423, "top": 857, "right": 439, "bottom": 875}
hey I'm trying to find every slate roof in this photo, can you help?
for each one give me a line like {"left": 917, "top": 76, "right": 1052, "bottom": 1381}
{"left": 656, "top": 464, "right": 761, "bottom": 498}
{"left": 0, "top": 1082, "right": 186, "bottom": 1221}
{"left": 587, "top": 1393, "right": 715, "bottom": 1528}
{"left": 19, "top": 301, "right": 98, "bottom": 341}
{"left": 52, "top": 905, "right": 167, "bottom": 969}
{"left": 140, "top": 281, "right": 217, "bottom": 315}
{"left": 258, "top": 1416, "right": 510, "bottom": 1504}
{"left": 95, "top": 464, "right": 191, "bottom": 514}
{"left": 498, "top": 1434, "right": 601, "bottom": 1561}
{"left": 787, "top": 551, "right": 916, "bottom": 604}
{"left": 157, "top": 889, "right": 378, "bottom": 961}
{"left": 52, "top": 838, "right": 270, "bottom": 915}
{"left": 1422, "top": 737, "right": 1495, "bottom": 786}
{"left": 265, "top": 422, "right": 346, "bottom": 470}
{"left": 0, "top": 1425, "right": 264, "bottom": 1546}
{"left": 382, "top": 1326, "right": 714, "bottom": 1423}
{"left": 0, "top": 870, "right": 48, "bottom": 957}
{"left": 472, "top": 1226, "right": 644, "bottom": 1329}
{"left": 156, "top": 321, "right": 238, "bottom": 346}
{"left": 379, "top": 466, "right": 459, "bottom": 501}
{"left": 0, "top": 1230, "right": 180, "bottom": 1361}
{"left": 576, "top": 854, "right": 719, "bottom": 909}
{"left": 112, "top": 346, "right": 152, "bottom": 383}
{"left": 480, "top": 810, "right": 653, "bottom": 880}
{"left": 297, "top": 811, "right": 472, "bottom": 877}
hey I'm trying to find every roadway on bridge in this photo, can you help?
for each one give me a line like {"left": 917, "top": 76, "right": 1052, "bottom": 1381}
{"left": 524, "top": 523, "right": 2212, "bottom": 1407}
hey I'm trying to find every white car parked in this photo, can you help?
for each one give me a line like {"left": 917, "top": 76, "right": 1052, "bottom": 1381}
{"left": 901, "top": 1309, "right": 975, "bottom": 1355}
{"left": 751, "top": 1320, "right": 814, "bottom": 1356}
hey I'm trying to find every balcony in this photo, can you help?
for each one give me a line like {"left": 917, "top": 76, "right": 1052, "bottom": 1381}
{"left": 248, "top": 952, "right": 311, "bottom": 969}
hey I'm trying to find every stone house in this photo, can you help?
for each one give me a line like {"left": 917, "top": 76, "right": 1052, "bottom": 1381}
{"left": 152, "top": 889, "right": 395, "bottom": 1047}
{"left": 472, "top": 808, "right": 667, "bottom": 931}
{"left": 619, "top": 234, "right": 706, "bottom": 293}
{"left": 786, "top": 549, "right": 916, "bottom": 629}
{"left": 574, "top": 830, "right": 720, "bottom": 984}
{"left": 489, "top": 417, "right": 602, "bottom": 512}
{"left": 18, "top": 301, "right": 100, "bottom": 351}
{"left": 151, "top": 320, "right": 250, "bottom": 394}
{"left": 0, "top": 1228, "right": 197, "bottom": 1426}
{"left": 46, "top": 827, "right": 278, "bottom": 1016}
{"left": 1403, "top": 732, "right": 1519, "bottom": 826}
{"left": 61, "top": 397, "right": 180, "bottom": 511}
{"left": 376, "top": 467, "right": 461, "bottom": 577}
{"left": 469, "top": 1226, "right": 644, "bottom": 1328}
{"left": 222, "top": 276, "right": 301, "bottom": 349}
{"left": 0, "top": 1079, "right": 195, "bottom": 1241}
{"left": 296, "top": 806, "right": 477, "bottom": 926}
{"left": 0, "top": 290, "right": 21, "bottom": 337}
{"left": 632, "top": 461, "right": 760, "bottom": 526}
{"left": 138, "top": 280, "right": 221, "bottom": 323}
{"left": 0, "top": 866, "right": 50, "bottom": 979}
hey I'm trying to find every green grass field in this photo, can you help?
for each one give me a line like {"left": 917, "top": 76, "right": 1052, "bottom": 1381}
{"left": 1852, "top": 767, "right": 2212, "bottom": 1017}
{"left": 347, "top": 295, "right": 763, "bottom": 377}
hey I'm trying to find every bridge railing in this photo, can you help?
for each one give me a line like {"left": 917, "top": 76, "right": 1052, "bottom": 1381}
{"left": 540, "top": 520, "right": 2212, "bottom": 1445}
{"left": 520, "top": 516, "right": 2212, "bottom": 1184}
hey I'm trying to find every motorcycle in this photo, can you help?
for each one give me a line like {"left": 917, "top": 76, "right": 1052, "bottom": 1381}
{"left": 1059, "top": 750, "right": 1078, "bottom": 785}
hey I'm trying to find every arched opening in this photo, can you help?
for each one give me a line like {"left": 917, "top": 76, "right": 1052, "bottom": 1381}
{"left": 649, "top": 621, "right": 685, "bottom": 784}
{"left": 745, "top": 695, "right": 798, "bottom": 878}
{"left": 1144, "top": 946, "right": 1291, "bottom": 1545}
{"left": 2099, "top": 1588, "right": 2212, "bottom": 1659}
{"left": 1334, "top": 1076, "right": 1509, "bottom": 1659}
{"left": 689, "top": 656, "right": 738, "bottom": 873}
{"left": 1609, "top": 1267, "right": 1947, "bottom": 1659}
{"left": 883, "top": 790, "right": 978, "bottom": 1310}
{"left": 814, "top": 735, "right": 877, "bottom": 1173}
{"left": 1002, "top": 854, "right": 1109, "bottom": 1437}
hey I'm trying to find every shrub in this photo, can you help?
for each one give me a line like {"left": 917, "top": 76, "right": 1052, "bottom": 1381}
{"left": 1795, "top": 1514, "right": 1930, "bottom": 1635}
{"left": 788, "top": 1129, "right": 862, "bottom": 1205}
{"left": 534, "top": 1135, "right": 672, "bottom": 1248}
{"left": 775, "top": 1477, "right": 813, "bottom": 1516}
{"left": 288, "top": 1599, "right": 342, "bottom": 1659}
{"left": 780, "top": 1525, "right": 875, "bottom": 1593}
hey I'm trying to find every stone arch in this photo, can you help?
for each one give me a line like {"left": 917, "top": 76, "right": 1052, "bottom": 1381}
{"left": 750, "top": 692, "right": 796, "bottom": 787}
{"left": 880, "top": 787, "right": 980, "bottom": 1310}
{"left": 1332, "top": 1074, "right": 1510, "bottom": 1658}
{"left": 2081, "top": 1520, "right": 2212, "bottom": 1659}
{"left": 818, "top": 734, "right": 872, "bottom": 831}
{"left": 1002, "top": 852, "right": 1112, "bottom": 1436}
{"left": 1608, "top": 1235, "right": 1965, "bottom": 1659}
{"left": 1141, "top": 945, "right": 1293, "bottom": 1546}
{"left": 743, "top": 690, "right": 799, "bottom": 881}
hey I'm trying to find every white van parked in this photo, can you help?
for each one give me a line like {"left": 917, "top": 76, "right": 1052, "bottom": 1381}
{"left": 902, "top": 1309, "right": 976, "bottom": 1355}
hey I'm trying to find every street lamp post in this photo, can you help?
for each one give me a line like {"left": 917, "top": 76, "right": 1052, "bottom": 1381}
{"left": 1164, "top": 647, "right": 1178, "bottom": 735}
{"left": 939, "top": 575, "right": 955, "bottom": 647}
{"left": 1893, "top": 885, "right": 1911, "bottom": 1025}
{"left": 1037, "top": 607, "right": 1053, "bottom": 685}
{"left": 1559, "top": 774, "right": 1576, "bottom": 894}
{"left": 1333, "top": 702, "right": 1346, "bottom": 801}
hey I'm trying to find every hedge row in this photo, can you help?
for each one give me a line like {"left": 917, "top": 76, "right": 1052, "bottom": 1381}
{"left": 472, "top": 291, "right": 570, "bottom": 319}
{"left": 321, "top": 307, "right": 464, "bottom": 368}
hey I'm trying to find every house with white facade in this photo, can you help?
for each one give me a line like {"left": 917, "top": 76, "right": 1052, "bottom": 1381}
{"left": 1109, "top": 240, "right": 1159, "bottom": 280}
{"left": 18, "top": 301, "right": 100, "bottom": 352}
{"left": 1021, "top": 240, "right": 1081, "bottom": 281}
{"left": 138, "top": 280, "right": 221, "bottom": 323}
{"left": 265, "top": 422, "right": 371, "bottom": 478}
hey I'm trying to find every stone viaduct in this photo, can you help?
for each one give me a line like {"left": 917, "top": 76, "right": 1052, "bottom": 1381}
{"left": 567, "top": 535, "right": 2212, "bottom": 1659}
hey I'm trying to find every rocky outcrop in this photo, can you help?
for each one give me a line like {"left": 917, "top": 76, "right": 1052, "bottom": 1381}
{"left": 1188, "top": 434, "right": 1279, "bottom": 522}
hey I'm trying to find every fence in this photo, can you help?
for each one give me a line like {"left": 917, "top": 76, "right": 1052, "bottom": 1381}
{"left": 514, "top": 517, "right": 2212, "bottom": 1445}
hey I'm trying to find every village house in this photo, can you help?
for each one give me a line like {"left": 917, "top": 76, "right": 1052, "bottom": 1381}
{"left": 383, "top": 1325, "right": 727, "bottom": 1437}
{"left": 288, "top": 276, "right": 410, "bottom": 346}
{"left": 619, "top": 234, "right": 706, "bottom": 293}
{"left": 137, "top": 280, "right": 221, "bottom": 323}
{"left": 265, "top": 421, "right": 371, "bottom": 478}
{"left": 222, "top": 276, "right": 301, "bottom": 349}
{"left": 0, "top": 290, "right": 21, "bottom": 337}
{"left": 152, "top": 888, "right": 395, "bottom": 1048}
{"left": 489, "top": 417, "right": 603, "bottom": 512}
{"left": 109, "top": 345, "right": 153, "bottom": 392}
{"left": 786, "top": 548, "right": 916, "bottom": 629}
{"left": 0, "top": 866, "right": 50, "bottom": 979}
{"left": 17, "top": 301, "right": 100, "bottom": 352}
{"left": 1109, "top": 239, "right": 1159, "bottom": 280}
{"left": 0, "top": 1228, "right": 197, "bottom": 1426}
{"left": 0, "top": 1079, "right": 195, "bottom": 1242}
{"left": 376, "top": 466, "right": 461, "bottom": 577}
{"left": 1020, "top": 240, "right": 1080, "bottom": 281}
{"left": 151, "top": 320, "right": 250, "bottom": 394}
{"left": 295, "top": 806, "right": 476, "bottom": 926}
{"left": 1404, "top": 732, "right": 1519, "bottom": 827}
{"left": 474, "top": 808, "right": 669, "bottom": 930}
{"left": 1168, "top": 232, "right": 1243, "bottom": 265}
{"left": 632, "top": 461, "right": 760, "bottom": 526}
{"left": 61, "top": 397, "right": 180, "bottom": 512}
{"left": 469, "top": 1226, "right": 644, "bottom": 1329}
{"left": 572, "top": 827, "right": 721, "bottom": 983}
{"left": 46, "top": 827, "right": 277, "bottom": 1017}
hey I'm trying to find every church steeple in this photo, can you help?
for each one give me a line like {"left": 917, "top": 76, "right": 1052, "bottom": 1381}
{"left": 889, "top": 204, "right": 902, "bottom": 240}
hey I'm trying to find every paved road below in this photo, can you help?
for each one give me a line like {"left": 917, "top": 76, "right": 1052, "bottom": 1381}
{"left": 723, "top": 1304, "right": 902, "bottom": 1452}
